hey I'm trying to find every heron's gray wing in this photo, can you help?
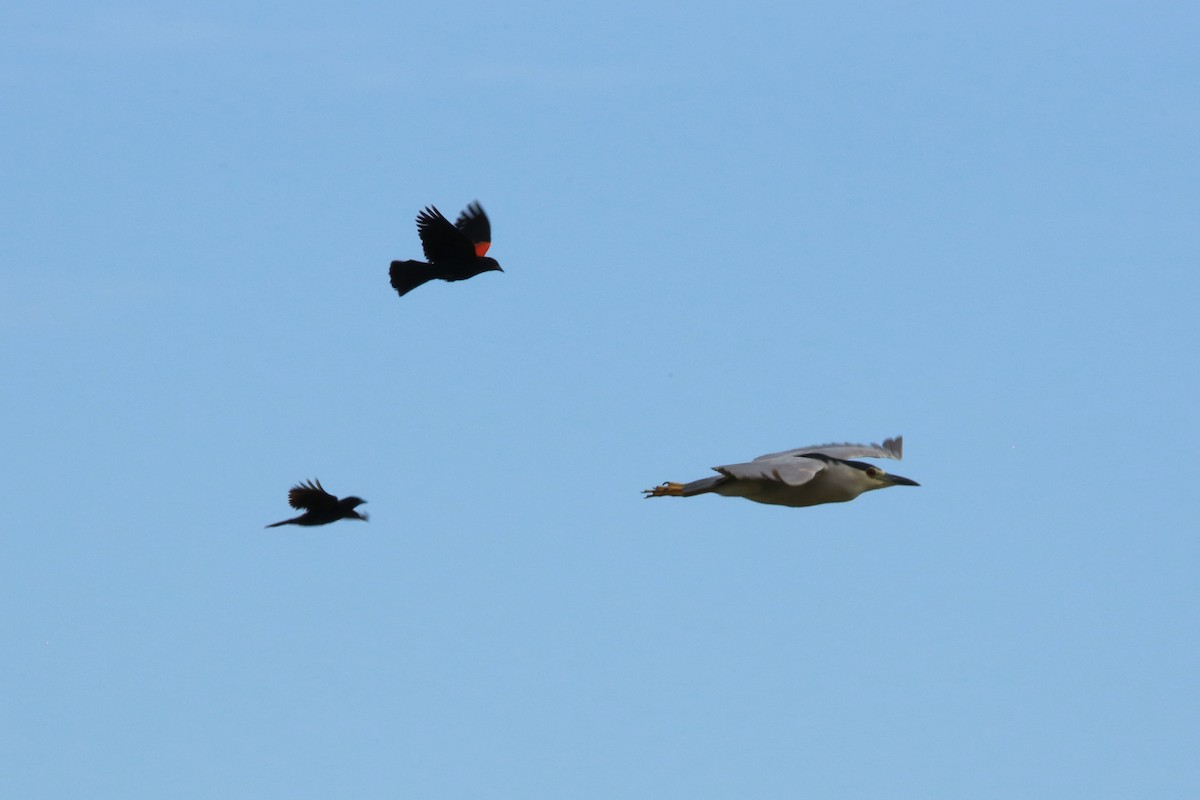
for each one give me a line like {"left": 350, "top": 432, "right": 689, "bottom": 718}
{"left": 753, "top": 436, "right": 903, "bottom": 463}
{"left": 715, "top": 456, "right": 828, "bottom": 487}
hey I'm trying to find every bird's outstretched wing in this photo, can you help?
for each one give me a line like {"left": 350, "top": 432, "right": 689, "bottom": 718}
{"left": 416, "top": 206, "right": 475, "bottom": 264}
{"left": 454, "top": 201, "right": 492, "bottom": 257}
{"left": 288, "top": 479, "right": 338, "bottom": 512}
{"left": 752, "top": 436, "right": 903, "bottom": 463}
{"left": 715, "top": 456, "right": 829, "bottom": 487}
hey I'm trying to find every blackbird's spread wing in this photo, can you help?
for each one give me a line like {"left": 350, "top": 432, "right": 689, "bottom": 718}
{"left": 416, "top": 206, "right": 476, "bottom": 264}
{"left": 454, "top": 201, "right": 492, "bottom": 257}
{"left": 288, "top": 479, "right": 339, "bottom": 512}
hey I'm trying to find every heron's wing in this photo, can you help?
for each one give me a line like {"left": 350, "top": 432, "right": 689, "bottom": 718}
{"left": 753, "top": 436, "right": 903, "bottom": 463}
{"left": 454, "top": 201, "right": 492, "bottom": 257}
{"left": 715, "top": 456, "right": 828, "bottom": 487}
{"left": 416, "top": 206, "right": 475, "bottom": 264}
{"left": 287, "top": 479, "right": 338, "bottom": 512}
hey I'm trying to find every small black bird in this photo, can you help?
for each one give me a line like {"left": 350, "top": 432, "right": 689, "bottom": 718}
{"left": 265, "top": 479, "right": 368, "bottom": 528}
{"left": 389, "top": 202, "right": 503, "bottom": 297}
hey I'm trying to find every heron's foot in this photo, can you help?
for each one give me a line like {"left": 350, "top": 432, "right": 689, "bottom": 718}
{"left": 642, "top": 482, "right": 684, "bottom": 498}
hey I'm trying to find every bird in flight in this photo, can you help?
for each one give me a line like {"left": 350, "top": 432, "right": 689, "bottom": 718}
{"left": 265, "top": 479, "right": 368, "bottom": 528}
{"left": 389, "top": 201, "right": 503, "bottom": 297}
{"left": 643, "top": 437, "right": 919, "bottom": 508}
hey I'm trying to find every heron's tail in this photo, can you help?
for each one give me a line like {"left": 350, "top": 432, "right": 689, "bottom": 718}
{"left": 642, "top": 476, "right": 723, "bottom": 498}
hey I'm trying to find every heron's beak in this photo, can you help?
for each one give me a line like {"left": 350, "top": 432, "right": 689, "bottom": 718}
{"left": 887, "top": 474, "right": 920, "bottom": 487}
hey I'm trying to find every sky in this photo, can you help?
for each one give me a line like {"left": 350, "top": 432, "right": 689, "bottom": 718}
{"left": 2, "top": 0, "right": 1198, "bottom": 797}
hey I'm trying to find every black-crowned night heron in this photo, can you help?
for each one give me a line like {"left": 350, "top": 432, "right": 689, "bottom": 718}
{"left": 643, "top": 436, "right": 919, "bottom": 507}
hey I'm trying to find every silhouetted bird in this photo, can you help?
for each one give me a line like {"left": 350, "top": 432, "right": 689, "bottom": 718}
{"left": 265, "top": 479, "right": 368, "bottom": 528}
{"left": 389, "top": 202, "right": 503, "bottom": 297}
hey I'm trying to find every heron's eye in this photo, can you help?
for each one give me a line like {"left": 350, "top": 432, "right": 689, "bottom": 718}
{"left": 867, "top": 468, "right": 880, "bottom": 478}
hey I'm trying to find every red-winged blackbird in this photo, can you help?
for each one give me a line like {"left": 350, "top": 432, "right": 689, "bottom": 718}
{"left": 389, "top": 202, "right": 503, "bottom": 297}
{"left": 265, "top": 479, "right": 368, "bottom": 528}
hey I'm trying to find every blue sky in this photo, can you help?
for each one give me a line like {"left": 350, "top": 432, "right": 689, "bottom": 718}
{"left": 3, "top": 1, "right": 1197, "bottom": 797}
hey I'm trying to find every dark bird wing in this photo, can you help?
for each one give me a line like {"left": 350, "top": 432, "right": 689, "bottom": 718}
{"left": 454, "top": 201, "right": 492, "bottom": 257}
{"left": 288, "top": 479, "right": 339, "bottom": 512}
{"left": 416, "top": 206, "right": 476, "bottom": 264}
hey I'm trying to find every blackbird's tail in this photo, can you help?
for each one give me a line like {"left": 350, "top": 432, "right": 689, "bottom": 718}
{"left": 389, "top": 260, "right": 442, "bottom": 297}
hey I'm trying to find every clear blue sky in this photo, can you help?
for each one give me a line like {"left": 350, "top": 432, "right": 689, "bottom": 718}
{"left": 3, "top": 1, "right": 1197, "bottom": 797}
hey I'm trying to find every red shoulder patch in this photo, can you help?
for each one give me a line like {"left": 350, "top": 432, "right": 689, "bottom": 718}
{"left": 474, "top": 241, "right": 491, "bottom": 257}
